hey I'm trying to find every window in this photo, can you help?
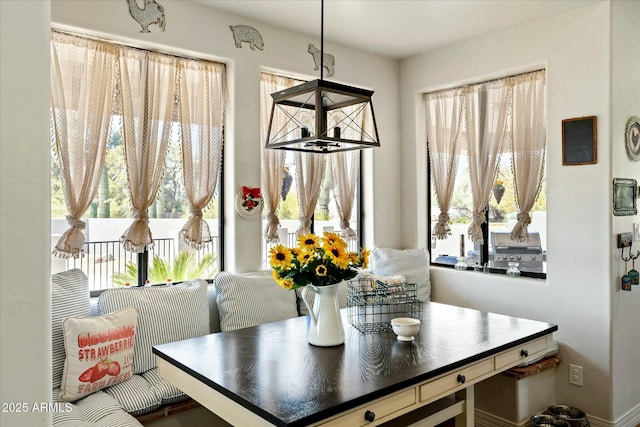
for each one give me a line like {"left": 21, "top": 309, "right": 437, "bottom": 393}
{"left": 260, "top": 72, "right": 361, "bottom": 265}
{"left": 50, "top": 31, "right": 227, "bottom": 292}
{"left": 425, "top": 70, "right": 547, "bottom": 277}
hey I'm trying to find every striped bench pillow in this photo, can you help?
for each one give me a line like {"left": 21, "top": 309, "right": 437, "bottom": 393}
{"left": 97, "top": 280, "right": 209, "bottom": 374}
{"left": 52, "top": 269, "right": 91, "bottom": 390}
{"left": 214, "top": 271, "right": 298, "bottom": 332}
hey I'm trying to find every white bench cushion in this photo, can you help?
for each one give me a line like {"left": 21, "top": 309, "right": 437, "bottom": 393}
{"left": 103, "top": 375, "right": 161, "bottom": 417}
{"left": 52, "top": 388, "right": 142, "bottom": 427}
{"left": 141, "top": 368, "right": 186, "bottom": 405}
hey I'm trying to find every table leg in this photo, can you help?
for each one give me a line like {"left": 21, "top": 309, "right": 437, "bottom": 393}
{"left": 454, "top": 385, "right": 474, "bottom": 427}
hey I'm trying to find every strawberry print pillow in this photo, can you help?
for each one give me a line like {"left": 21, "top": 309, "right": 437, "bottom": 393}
{"left": 59, "top": 307, "right": 138, "bottom": 402}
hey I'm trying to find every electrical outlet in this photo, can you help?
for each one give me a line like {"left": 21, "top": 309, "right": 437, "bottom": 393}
{"left": 634, "top": 223, "right": 640, "bottom": 242}
{"left": 617, "top": 233, "right": 633, "bottom": 248}
{"left": 569, "top": 364, "right": 583, "bottom": 386}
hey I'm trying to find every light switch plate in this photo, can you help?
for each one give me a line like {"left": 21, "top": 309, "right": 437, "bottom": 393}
{"left": 634, "top": 224, "right": 640, "bottom": 242}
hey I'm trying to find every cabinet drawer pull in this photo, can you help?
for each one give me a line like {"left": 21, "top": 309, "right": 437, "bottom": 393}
{"left": 521, "top": 349, "right": 529, "bottom": 357}
{"left": 364, "top": 410, "right": 376, "bottom": 422}
{"left": 457, "top": 374, "right": 466, "bottom": 384}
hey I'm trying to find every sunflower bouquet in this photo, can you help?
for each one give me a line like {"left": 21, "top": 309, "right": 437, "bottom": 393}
{"left": 269, "top": 231, "right": 370, "bottom": 290}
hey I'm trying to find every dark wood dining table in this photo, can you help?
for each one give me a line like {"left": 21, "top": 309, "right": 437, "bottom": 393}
{"left": 153, "top": 302, "right": 557, "bottom": 427}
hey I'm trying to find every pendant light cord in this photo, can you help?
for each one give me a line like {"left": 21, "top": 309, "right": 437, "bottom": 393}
{"left": 320, "top": 0, "right": 324, "bottom": 81}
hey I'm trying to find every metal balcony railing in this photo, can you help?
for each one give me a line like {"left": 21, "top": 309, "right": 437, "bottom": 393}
{"left": 64, "top": 237, "right": 219, "bottom": 292}
{"left": 61, "top": 230, "right": 357, "bottom": 291}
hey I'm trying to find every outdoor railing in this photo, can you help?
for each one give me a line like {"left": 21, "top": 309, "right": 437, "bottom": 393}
{"left": 64, "top": 237, "right": 219, "bottom": 292}
{"left": 62, "top": 231, "right": 357, "bottom": 291}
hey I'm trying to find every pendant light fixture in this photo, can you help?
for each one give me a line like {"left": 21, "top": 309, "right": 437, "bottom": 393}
{"left": 264, "top": 0, "right": 380, "bottom": 153}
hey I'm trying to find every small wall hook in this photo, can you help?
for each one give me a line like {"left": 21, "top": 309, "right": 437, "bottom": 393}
{"left": 621, "top": 246, "right": 632, "bottom": 262}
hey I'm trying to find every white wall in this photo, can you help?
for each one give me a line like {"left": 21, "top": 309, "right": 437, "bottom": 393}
{"left": 610, "top": 0, "right": 640, "bottom": 423}
{"left": 50, "top": 0, "right": 401, "bottom": 272}
{"left": 0, "top": 1, "right": 52, "bottom": 426}
{"left": 0, "top": 2, "right": 399, "bottom": 425}
{"left": 2, "top": 1, "right": 636, "bottom": 426}
{"left": 399, "top": 2, "right": 637, "bottom": 423}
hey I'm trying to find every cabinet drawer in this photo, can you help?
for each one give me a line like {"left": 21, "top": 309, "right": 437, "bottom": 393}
{"left": 419, "top": 359, "right": 493, "bottom": 402}
{"left": 321, "top": 388, "right": 415, "bottom": 426}
{"left": 494, "top": 337, "right": 548, "bottom": 370}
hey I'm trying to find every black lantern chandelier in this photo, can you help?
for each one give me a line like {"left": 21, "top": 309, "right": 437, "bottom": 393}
{"left": 264, "top": 0, "right": 380, "bottom": 153}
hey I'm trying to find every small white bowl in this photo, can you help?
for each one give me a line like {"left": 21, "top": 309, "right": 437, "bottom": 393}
{"left": 391, "top": 318, "right": 421, "bottom": 341}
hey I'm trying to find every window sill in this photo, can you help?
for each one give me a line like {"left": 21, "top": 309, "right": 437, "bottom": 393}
{"left": 431, "top": 263, "right": 546, "bottom": 280}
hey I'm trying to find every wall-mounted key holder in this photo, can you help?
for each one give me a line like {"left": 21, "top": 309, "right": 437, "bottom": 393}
{"left": 620, "top": 245, "right": 639, "bottom": 291}
{"left": 628, "top": 251, "right": 639, "bottom": 286}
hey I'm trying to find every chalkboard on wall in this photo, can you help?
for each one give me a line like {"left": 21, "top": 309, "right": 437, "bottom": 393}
{"left": 562, "top": 116, "right": 597, "bottom": 165}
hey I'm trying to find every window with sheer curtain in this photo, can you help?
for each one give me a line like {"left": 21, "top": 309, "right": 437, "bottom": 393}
{"left": 425, "top": 70, "right": 547, "bottom": 277}
{"left": 50, "top": 31, "right": 227, "bottom": 291}
{"left": 260, "top": 71, "right": 361, "bottom": 265}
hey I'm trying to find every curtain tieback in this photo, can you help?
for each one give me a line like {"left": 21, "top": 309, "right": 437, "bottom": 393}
{"left": 437, "top": 212, "right": 450, "bottom": 225}
{"left": 432, "top": 211, "right": 452, "bottom": 239}
{"left": 190, "top": 207, "right": 203, "bottom": 218}
{"left": 132, "top": 209, "right": 149, "bottom": 223}
{"left": 298, "top": 217, "right": 312, "bottom": 229}
{"left": 266, "top": 213, "right": 279, "bottom": 224}
{"left": 340, "top": 219, "right": 357, "bottom": 239}
{"left": 472, "top": 211, "right": 486, "bottom": 225}
{"left": 66, "top": 215, "right": 86, "bottom": 230}
{"left": 516, "top": 212, "right": 531, "bottom": 225}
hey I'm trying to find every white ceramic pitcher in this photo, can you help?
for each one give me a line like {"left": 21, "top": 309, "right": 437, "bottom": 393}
{"left": 301, "top": 282, "right": 345, "bottom": 346}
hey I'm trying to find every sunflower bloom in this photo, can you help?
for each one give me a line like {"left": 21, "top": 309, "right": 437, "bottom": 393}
{"left": 348, "top": 252, "right": 358, "bottom": 264}
{"left": 325, "top": 244, "right": 350, "bottom": 269}
{"left": 298, "top": 233, "right": 320, "bottom": 251}
{"left": 268, "top": 231, "right": 367, "bottom": 289}
{"left": 322, "top": 231, "right": 347, "bottom": 249}
{"left": 272, "top": 269, "right": 284, "bottom": 285}
{"left": 360, "top": 247, "right": 371, "bottom": 269}
{"left": 280, "top": 278, "right": 295, "bottom": 290}
{"left": 297, "top": 250, "right": 314, "bottom": 265}
{"left": 269, "top": 244, "right": 293, "bottom": 269}
{"left": 316, "top": 264, "right": 328, "bottom": 276}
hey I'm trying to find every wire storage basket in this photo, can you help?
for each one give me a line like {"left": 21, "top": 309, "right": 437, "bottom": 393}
{"left": 347, "top": 279, "right": 423, "bottom": 334}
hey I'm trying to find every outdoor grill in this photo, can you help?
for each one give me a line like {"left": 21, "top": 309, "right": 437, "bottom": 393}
{"left": 491, "top": 232, "right": 544, "bottom": 273}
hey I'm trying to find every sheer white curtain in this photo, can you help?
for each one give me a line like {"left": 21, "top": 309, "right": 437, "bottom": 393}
{"left": 329, "top": 106, "right": 365, "bottom": 240}
{"left": 509, "top": 70, "right": 546, "bottom": 241}
{"left": 424, "top": 88, "right": 465, "bottom": 239}
{"left": 50, "top": 32, "right": 117, "bottom": 258}
{"left": 464, "top": 81, "right": 511, "bottom": 243}
{"left": 177, "top": 59, "right": 226, "bottom": 248}
{"left": 118, "top": 48, "right": 178, "bottom": 253}
{"left": 260, "top": 73, "right": 306, "bottom": 242}
{"left": 295, "top": 153, "right": 327, "bottom": 236}
{"left": 330, "top": 150, "right": 359, "bottom": 240}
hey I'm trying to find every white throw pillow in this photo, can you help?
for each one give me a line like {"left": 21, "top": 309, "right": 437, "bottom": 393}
{"left": 370, "top": 247, "right": 431, "bottom": 301}
{"left": 59, "top": 307, "right": 138, "bottom": 402}
{"left": 215, "top": 271, "right": 298, "bottom": 331}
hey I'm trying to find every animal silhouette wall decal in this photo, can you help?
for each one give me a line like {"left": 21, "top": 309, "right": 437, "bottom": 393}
{"left": 308, "top": 44, "right": 335, "bottom": 77}
{"left": 128, "top": 0, "right": 166, "bottom": 33}
{"left": 230, "top": 25, "right": 264, "bottom": 51}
